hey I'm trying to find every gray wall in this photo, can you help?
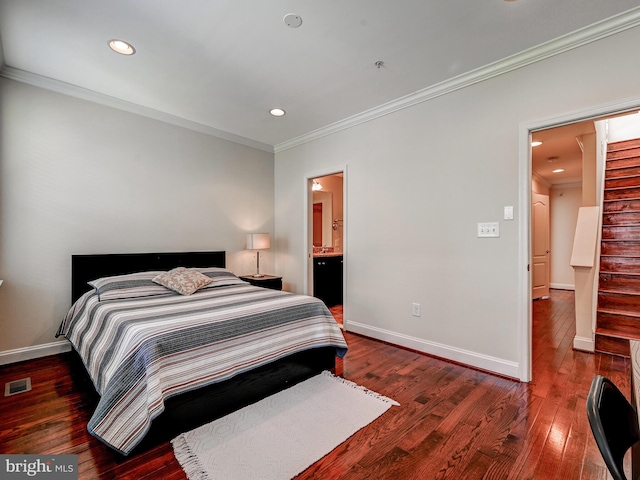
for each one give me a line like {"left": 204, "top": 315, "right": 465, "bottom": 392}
{"left": 0, "top": 78, "right": 274, "bottom": 359}
{"left": 274, "top": 25, "right": 640, "bottom": 379}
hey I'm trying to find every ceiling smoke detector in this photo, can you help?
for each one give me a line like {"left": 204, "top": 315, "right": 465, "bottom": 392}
{"left": 283, "top": 14, "right": 302, "bottom": 28}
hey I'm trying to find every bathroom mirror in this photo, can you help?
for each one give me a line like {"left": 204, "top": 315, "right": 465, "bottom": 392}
{"left": 313, "top": 191, "right": 333, "bottom": 247}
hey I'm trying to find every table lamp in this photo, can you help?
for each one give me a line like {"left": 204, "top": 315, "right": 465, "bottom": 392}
{"left": 246, "top": 233, "right": 271, "bottom": 278}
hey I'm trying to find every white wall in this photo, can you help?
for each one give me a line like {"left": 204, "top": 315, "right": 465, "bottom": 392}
{"left": 550, "top": 185, "right": 582, "bottom": 290}
{"left": 608, "top": 113, "right": 640, "bottom": 142}
{"left": 0, "top": 78, "right": 274, "bottom": 361}
{"left": 274, "top": 25, "right": 640, "bottom": 378}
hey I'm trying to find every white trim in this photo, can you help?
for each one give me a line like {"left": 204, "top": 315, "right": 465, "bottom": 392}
{"left": 518, "top": 126, "right": 533, "bottom": 382}
{"left": 347, "top": 321, "right": 520, "bottom": 379}
{"left": 550, "top": 283, "right": 575, "bottom": 291}
{"left": 0, "top": 341, "right": 71, "bottom": 366}
{"left": 0, "top": 66, "right": 274, "bottom": 154}
{"left": 275, "top": 7, "right": 640, "bottom": 153}
{"left": 573, "top": 335, "right": 595, "bottom": 352}
{"left": 532, "top": 171, "right": 552, "bottom": 190}
{"left": 304, "top": 166, "right": 347, "bottom": 297}
{"left": 2, "top": 8, "right": 639, "bottom": 156}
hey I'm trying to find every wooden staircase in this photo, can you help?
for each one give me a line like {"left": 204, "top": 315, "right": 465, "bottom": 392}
{"left": 595, "top": 138, "right": 640, "bottom": 357}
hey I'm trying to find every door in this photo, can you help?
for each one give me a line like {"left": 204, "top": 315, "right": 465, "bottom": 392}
{"left": 532, "top": 192, "right": 550, "bottom": 299}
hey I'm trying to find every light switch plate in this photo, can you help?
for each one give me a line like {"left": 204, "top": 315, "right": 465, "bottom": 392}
{"left": 478, "top": 222, "right": 500, "bottom": 237}
{"left": 504, "top": 206, "right": 514, "bottom": 220}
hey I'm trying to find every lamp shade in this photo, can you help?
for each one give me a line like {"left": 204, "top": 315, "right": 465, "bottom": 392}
{"left": 246, "top": 233, "right": 270, "bottom": 250}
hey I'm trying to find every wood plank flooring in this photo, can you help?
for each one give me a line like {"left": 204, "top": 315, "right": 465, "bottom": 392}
{"left": 0, "top": 289, "right": 630, "bottom": 479}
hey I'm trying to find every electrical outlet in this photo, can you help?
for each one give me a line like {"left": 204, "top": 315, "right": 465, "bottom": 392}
{"left": 412, "top": 303, "right": 421, "bottom": 317}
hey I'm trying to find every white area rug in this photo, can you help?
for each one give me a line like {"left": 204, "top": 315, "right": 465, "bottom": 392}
{"left": 171, "top": 371, "right": 399, "bottom": 480}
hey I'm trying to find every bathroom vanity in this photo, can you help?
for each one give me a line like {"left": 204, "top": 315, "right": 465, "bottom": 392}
{"left": 313, "top": 253, "right": 343, "bottom": 307}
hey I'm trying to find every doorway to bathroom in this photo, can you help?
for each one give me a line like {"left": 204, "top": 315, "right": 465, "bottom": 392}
{"left": 310, "top": 172, "right": 344, "bottom": 328}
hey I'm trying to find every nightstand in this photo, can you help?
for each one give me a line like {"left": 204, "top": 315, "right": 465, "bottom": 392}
{"left": 239, "top": 274, "right": 283, "bottom": 291}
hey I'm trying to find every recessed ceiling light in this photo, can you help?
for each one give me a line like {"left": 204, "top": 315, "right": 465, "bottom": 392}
{"left": 531, "top": 141, "right": 542, "bottom": 147}
{"left": 269, "top": 108, "right": 286, "bottom": 117}
{"left": 552, "top": 169, "right": 565, "bottom": 173}
{"left": 108, "top": 39, "right": 136, "bottom": 55}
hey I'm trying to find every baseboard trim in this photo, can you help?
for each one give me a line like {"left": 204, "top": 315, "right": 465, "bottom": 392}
{"left": 346, "top": 321, "right": 520, "bottom": 380}
{"left": 550, "top": 283, "right": 575, "bottom": 291}
{"left": 0, "top": 341, "right": 71, "bottom": 366}
{"left": 573, "top": 335, "right": 595, "bottom": 352}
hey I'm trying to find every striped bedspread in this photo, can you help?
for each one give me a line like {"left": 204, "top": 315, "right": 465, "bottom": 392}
{"left": 57, "top": 283, "right": 348, "bottom": 455}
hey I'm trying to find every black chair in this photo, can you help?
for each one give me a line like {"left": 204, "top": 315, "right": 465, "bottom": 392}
{"left": 586, "top": 375, "right": 640, "bottom": 480}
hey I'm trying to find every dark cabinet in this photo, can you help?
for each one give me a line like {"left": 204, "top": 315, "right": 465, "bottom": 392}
{"left": 313, "top": 255, "right": 343, "bottom": 307}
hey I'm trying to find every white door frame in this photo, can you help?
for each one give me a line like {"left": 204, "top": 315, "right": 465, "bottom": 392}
{"left": 518, "top": 98, "right": 640, "bottom": 382}
{"left": 304, "top": 165, "right": 348, "bottom": 325}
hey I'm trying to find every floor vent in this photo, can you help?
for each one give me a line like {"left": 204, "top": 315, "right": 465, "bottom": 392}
{"left": 4, "top": 377, "right": 32, "bottom": 397}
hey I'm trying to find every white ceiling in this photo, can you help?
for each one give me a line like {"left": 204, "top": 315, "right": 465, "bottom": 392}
{"left": 1, "top": 1, "right": 640, "bottom": 151}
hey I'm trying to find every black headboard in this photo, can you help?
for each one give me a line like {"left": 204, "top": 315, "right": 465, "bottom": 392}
{"left": 71, "top": 251, "right": 226, "bottom": 303}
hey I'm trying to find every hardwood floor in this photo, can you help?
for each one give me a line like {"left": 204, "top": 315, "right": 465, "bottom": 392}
{"left": 0, "top": 289, "right": 630, "bottom": 479}
{"left": 329, "top": 304, "right": 343, "bottom": 327}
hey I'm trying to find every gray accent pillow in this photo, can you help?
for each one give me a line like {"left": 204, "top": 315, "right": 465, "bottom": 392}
{"left": 89, "top": 271, "right": 170, "bottom": 301}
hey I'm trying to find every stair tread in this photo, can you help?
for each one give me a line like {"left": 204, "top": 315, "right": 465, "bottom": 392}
{"left": 607, "top": 162, "right": 640, "bottom": 168}
{"left": 596, "top": 325, "right": 640, "bottom": 336}
{"left": 597, "top": 307, "right": 640, "bottom": 318}
{"left": 601, "top": 224, "right": 640, "bottom": 227}
{"left": 604, "top": 197, "right": 640, "bottom": 202}
{"left": 600, "top": 270, "right": 640, "bottom": 276}
{"left": 606, "top": 174, "right": 640, "bottom": 180}
{"left": 598, "top": 288, "right": 640, "bottom": 296}
{"left": 608, "top": 140, "right": 640, "bottom": 151}
{"left": 605, "top": 186, "right": 640, "bottom": 191}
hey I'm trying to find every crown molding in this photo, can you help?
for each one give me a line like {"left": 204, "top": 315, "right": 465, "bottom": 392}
{"left": 275, "top": 7, "right": 640, "bottom": 154}
{"left": 2, "top": 6, "right": 639, "bottom": 156}
{"left": 532, "top": 171, "right": 552, "bottom": 190}
{"left": 0, "top": 66, "right": 274, "bottom": 153}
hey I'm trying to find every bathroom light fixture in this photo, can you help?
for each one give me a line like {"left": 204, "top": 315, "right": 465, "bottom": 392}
{"left": 312, "top": 181, "right": 323, "bottom": 191}
{"left": 246, "top": 233, "right": 271, "bottom": 278}
{"left": 552, "top": 168, "right": 565, "bottom": 173}
{"left": 270, "top": 108, "right": 286, "bottom": 117}
{"left": 108, "top": 39, "right": 136, "bottom": 55}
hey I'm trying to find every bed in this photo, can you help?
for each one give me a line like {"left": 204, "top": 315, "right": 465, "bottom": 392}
{"left": 56, "top": 251, "right": 348, "bottom": 455}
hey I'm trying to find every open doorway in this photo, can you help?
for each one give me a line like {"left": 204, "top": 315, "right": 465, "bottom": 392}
{"left": 521, "top": 104, "right": 640, "bottom": 381}
{"left": 531, "top": 120, "right": 595, "bottom": 301}
{"left": 309, "top": 172, "right": 345, "bottom": 328}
